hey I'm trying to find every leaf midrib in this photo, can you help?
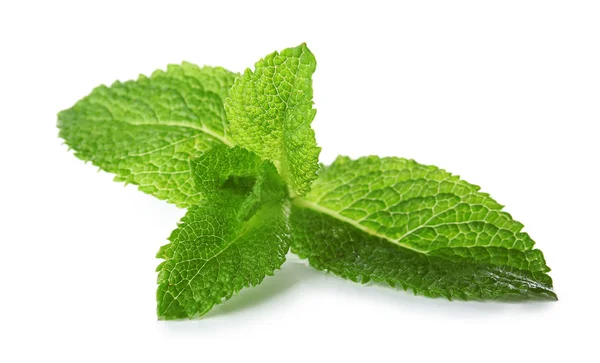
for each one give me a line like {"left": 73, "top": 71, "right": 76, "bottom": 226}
{"left": 112, "top": 119, "right": 234, "bottom": 147}
{"left": 292, "top": 197, "right": 429, "bottom": 254}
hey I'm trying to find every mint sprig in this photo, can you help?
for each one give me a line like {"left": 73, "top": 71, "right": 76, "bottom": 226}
{"left": 58, "top": 43, "right": 556, "bottom": 319}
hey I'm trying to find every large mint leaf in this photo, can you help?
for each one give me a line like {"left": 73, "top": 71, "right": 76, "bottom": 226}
{"left": 225, "top": 43, "right": 321, "bottom": 196}
{"left": 156, "top": 146, "right": 290, "bottom": 319}
{"left": 291, "top": 156, "right": 556, "bottom": 300}
{"left": 58, "top": 64, "right": 238, "bottom": 208}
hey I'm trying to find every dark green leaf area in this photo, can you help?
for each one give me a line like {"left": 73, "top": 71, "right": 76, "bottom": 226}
{"left": 291, "top": 206, "right": 556, "bottom": 301}
{"left": 190, "top": 145, "right": 287, "bottom": 220}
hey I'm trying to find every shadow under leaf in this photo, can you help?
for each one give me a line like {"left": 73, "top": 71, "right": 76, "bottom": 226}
{"left": 203, "top": 259, "right": 317, "bottom": 318}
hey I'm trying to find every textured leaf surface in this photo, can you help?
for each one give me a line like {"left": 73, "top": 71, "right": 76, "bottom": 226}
{"left": 156, "top": 146, "right": 290, "bottom": 319}
{"left": 225, "top": 43, "right": 321, "bottom": 196}
{"left": 291, "top": 156, "right": 555, "bottom": 300}
{"left": 58, "top": 64, "right": 238, "bottom": 207}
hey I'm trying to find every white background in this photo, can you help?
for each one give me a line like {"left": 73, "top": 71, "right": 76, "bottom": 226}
{"left": 1, "top": 1, "right": 599, "bottom": 361}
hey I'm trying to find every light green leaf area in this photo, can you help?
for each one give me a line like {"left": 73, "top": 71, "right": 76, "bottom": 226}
{"left": 225, "top": 43, "right": 321, "bottom": 196}
{"left": 292, "top": 156, "right": 556, "bottom": 300}
{"left": 156, "top": 146, "right": 290, "bottom": 319}
{"left": 58, "top": 64, "right": 238, "bottom": 208}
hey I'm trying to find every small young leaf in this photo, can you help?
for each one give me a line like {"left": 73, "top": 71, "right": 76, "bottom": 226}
{"left": 58, "top": 64, "right": 238, "bottom": 207}
{"left": 291, "top": 156, "right": 556, "bottom": 300}
{"left": 156, "top": 146, "right": 290, "bottom": 319}
{"left": 225, "top": 43, "right": 321, "bottom": 196}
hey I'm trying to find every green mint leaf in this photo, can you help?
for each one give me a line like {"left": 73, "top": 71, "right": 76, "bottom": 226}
{"left": 58, "top": 64, "right": 238, "bottom": 207}
{"left": 225, "top": 43, "right": 321, "bottom": 196}
{"left": 156, "top": 146, "right": 290, "bottom": 319}
{"left": 157, "top": 200, "right": 290, "bottom": 319}
{"left": 190, "top": 145, "right": 288, "bottom": 218}
{"left": 291, "top": 156, "right": 556, "bottom": 300}
{"left": 190, "top": 145, "right": 284, "bottom": 197}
